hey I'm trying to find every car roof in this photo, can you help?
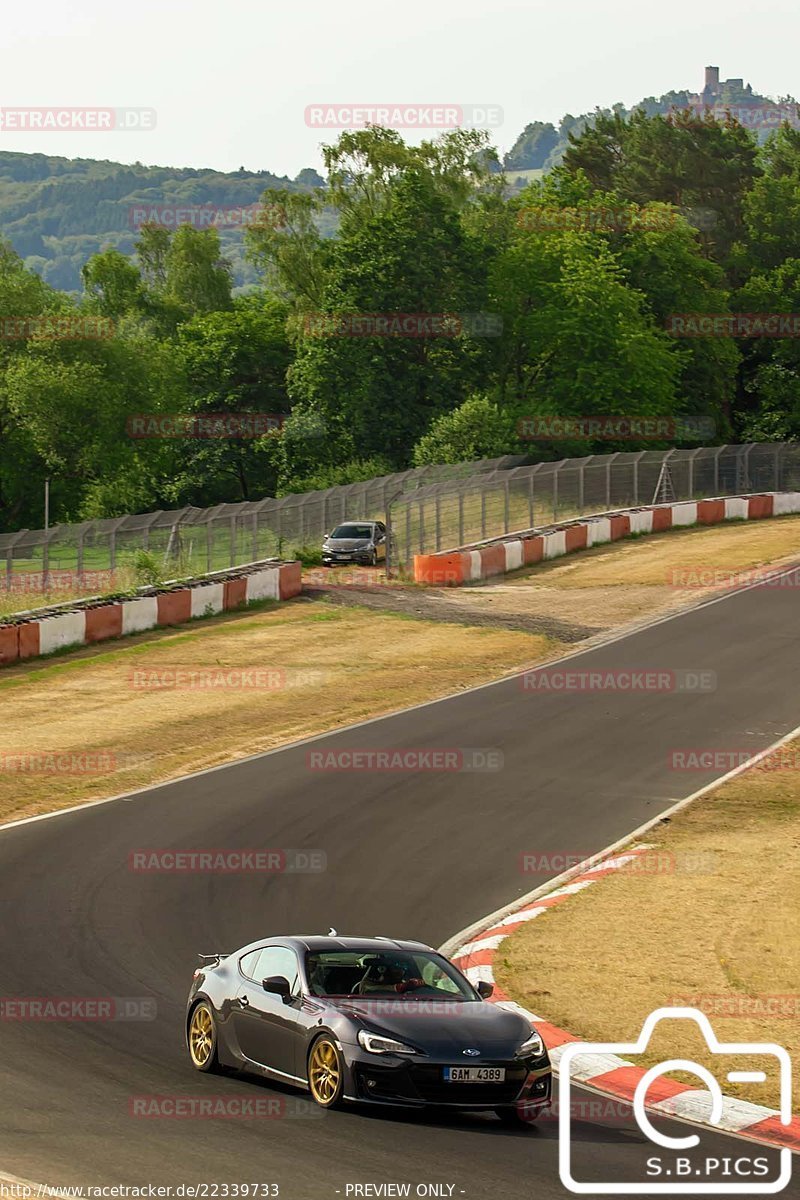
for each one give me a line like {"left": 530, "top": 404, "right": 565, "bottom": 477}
{"left": 235, "top": 935, "right": 436, "bottom": 956}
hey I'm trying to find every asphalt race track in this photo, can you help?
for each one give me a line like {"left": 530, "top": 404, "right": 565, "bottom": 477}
{"left": 2, "top": 571, "right": 800, "bottom": 1198}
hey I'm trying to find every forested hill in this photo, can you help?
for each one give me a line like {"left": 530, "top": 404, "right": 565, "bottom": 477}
{"left": 0, "top": 152, "right": 325, "bottom": 292}
{"left": 504, "top": 82, "right": 798, "bottom": 173}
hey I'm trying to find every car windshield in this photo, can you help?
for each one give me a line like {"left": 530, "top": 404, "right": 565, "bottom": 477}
{"left": 330, "top": 525, "right": 372, "bottom": 539}
{"left": 305, "top": 949, "right": 475, "bottom": 999}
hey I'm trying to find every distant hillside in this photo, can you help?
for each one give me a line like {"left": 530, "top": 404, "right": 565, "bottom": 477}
{"left": 1, "top": 68, "right": 797, "bottom": 291}
{"left": 0, "top": 152, "right": 326, "bottom": 292}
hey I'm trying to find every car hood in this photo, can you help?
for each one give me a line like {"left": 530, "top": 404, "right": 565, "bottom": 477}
{"left": 327, "top": 998, "right": 535, "bottom": 1055}
{"left": 325, "top": 538, "right": 371, "bottom": 549}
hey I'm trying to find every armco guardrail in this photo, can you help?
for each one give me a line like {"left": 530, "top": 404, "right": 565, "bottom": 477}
{"left": 0, "top": 558, "right": 301, "bottom": 667}
{"left": 413, "top": 493, "right": 800, "bottom": 585}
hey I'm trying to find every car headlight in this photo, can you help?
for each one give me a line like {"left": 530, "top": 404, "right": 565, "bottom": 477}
{"left": 357, "top": 1030, "right": 420, "bottom": 1055}
{"left": 516, "top": 1028, "right": 545, "bottom": 1057}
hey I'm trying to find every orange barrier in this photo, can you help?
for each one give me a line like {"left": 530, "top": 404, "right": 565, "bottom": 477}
{"left": 278, "top": 561, "right": 303, "bottom": 600}
{"left": 609, "top": 514, "right": 631, "bottom": 540}
{"left": 156, "top": 589, "right": 192, "bottom": 626}
{"left": 85, "top": 604, "right": 123, "bottom": 644}
{"left": 697, "top": 499, "right": 725, "bottom": 524}
{"left": 523, "top": 536, "right": 544, "bottom": 565}
{"left": 413, "top": 553, "right": 465, "bottom": 586}
{"left": 748, "top": 494, "right": 774, "bottom": 519}
{"left": 18, "top": 623, "right": 40, "bottom": 659}
{"left": 651, "top": 506, "right": 673, "bottom": 532}
{"left": 0, "top": 625, "right": 18, "bottom": 666}
{"left": 565, "top": 525, "right": 588, "bottom": 553}
{"left": 479, "top": 544, "right": 506, "bottom": 578}
{"left": 223, "top": 576, "right": 248, "bottom": 609}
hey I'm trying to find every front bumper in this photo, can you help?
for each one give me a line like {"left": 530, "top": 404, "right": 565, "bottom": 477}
{"left": 342, "top": 1048, "right": 552, "bottom": 1110}
{"left": 322, "top": 550, "right": 375, "bottom": 565}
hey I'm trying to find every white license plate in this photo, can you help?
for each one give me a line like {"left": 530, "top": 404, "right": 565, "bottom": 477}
{"left": 443, "top": 1066, "right": 505, "bottom": 1082}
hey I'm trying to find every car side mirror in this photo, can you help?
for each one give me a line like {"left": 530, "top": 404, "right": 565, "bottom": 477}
{"left": 263, "top": 975, "right": 292, "bottom": 1002}
{"left": 476, "top": 980, "right": 494, "bottom": 999}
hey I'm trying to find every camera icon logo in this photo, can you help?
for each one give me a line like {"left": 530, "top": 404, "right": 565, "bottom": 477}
{"left": 558, "top": 1006, "right": 792, "bottom": 1194}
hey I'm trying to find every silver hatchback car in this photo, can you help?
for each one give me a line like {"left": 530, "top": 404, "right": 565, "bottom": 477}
{"left": 322, "top": 521, "right": 387, "bottom": 567}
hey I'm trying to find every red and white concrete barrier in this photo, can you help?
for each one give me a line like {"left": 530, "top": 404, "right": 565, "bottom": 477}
{"left": 445, "top": 848, "right": 800, "bottom": 1153}
{"left": 413, "top": 492, "right": 800, "bottom": 585}
{"left": 0, "top": 559, "right": 301, "bottom": 669}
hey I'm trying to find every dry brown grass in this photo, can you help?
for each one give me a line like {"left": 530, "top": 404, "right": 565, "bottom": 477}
{"left": 496, "top": 747, "right": 800, "bottom": 1111}
{"left": 436, "top": 515, "right": 800, "bottom": 634}
{"left": 0, "top": 600, "right": 556, "bottom": 824}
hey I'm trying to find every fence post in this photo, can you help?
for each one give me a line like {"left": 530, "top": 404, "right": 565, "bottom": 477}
{"left": 206, "top": 521, "right": 213, "bottom": 572}
{"left": 504, "top": 476, "right": 510, "bottom": 533}
{"left": 230, "top": 516, "right": 237, "bottom": 568}
{"left": 481, "top": 490, "right": 486, "bottom": 540}
{"left": 578, "top": 461, "right": 584, "bottom": 513}
{"left": 435, "top": 493, "right": 442, "bottom": 551}
{"left": 688, "top": 447, "right": 701, "bottom": 498}
{"left": 528, "top": 472, "right": 534, "bottom": 529}
{"left": 553, "top": 464, "right": 560, "bottom": 523}
{"left": 405, "top": 503, "right": 411, "bottom": 570}
{"left": 385, "top": 501, "right": 394, "bottom": 578}
{"left": 632, "top": 453, "right": 643, "bottom": 506}
{"left": 419, "top": 498, "right": 426, "bottom": 554}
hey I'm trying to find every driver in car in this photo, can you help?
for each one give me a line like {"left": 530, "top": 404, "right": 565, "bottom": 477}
{"left": 356, "top": 955, "right": 425, "bottom": 994}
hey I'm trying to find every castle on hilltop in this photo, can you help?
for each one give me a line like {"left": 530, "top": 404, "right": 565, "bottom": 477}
{"left": 688, "top": 66, "right": 753, "bottom": 108}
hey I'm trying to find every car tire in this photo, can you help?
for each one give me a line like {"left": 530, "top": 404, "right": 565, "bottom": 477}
{"left": 307, "top": 1036, "right": 346, "bottom": 1109}
{"left": 188, "top": 1001, "right": 221, "bottom": 1073}
{"left": 495, "top": 1102, "right": 543, "bottom": 1128}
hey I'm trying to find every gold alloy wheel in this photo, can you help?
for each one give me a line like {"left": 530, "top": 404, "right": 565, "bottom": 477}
{"left": 308, "top": 1038, "right": 342, "bottom": 1105}
{"left": 189, "top": 1003, "right": 215, "bottom": 1069}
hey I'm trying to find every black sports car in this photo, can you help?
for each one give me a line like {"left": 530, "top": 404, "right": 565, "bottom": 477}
{"left": 186, "top": 934, "right": 551, "bottom": 1124}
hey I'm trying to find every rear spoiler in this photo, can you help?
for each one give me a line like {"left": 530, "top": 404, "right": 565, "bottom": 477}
{"left": 197, "top": 952, "right": 228, "bottom": 967}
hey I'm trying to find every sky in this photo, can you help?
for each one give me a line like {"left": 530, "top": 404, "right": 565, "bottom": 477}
{"left": 1, "top": 0, "right": 798, "bottom": 176}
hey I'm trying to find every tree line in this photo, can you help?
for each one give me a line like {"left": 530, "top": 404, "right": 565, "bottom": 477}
{"left": 1, "top": 111, "right": 799, "bottom": 533}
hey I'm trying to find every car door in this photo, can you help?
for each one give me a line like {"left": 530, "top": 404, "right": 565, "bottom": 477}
{"left": 231, "top": 945, "right": 304, "bottom": 1079}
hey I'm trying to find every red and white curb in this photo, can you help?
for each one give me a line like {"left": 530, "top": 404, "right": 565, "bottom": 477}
{"left": 446, "top": 846, "right": 800, "bottom": 1154}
